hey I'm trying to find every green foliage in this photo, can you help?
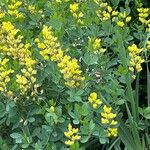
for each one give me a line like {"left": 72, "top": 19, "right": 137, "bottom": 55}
{"left": 0, "top": 0, "right": 150, "bottom": 150}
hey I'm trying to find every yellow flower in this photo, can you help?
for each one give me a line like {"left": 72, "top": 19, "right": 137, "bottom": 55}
{"left": 101, "top": 105, "right": 118, "bottom": 137}
{"left": 72, "top": 135, "right": 81, "bottom": 141}
{"left": 93, "top": 103, "right": 98, "bottom": 109}
{"left": 0, "top": 10, "right": 5, "bottom": 18}
{"left": 7, "top": 0, "right": 23, "bottom": 18}
{"left": 37, "top": 25, "right": 84, "bottom": 87}
{"left": 65, "top": 140, "right": 74, "bottom": 146}
{"left": 107, "top": 128, "right": 118, "bottom": 137}
{"left": 70, "top": 3, "right": 84, "bottom": 24}
{"left": 107, "top": 6, "right": 112, "bottom": 13}
{"left": 137, "top": 8, "right": 149, "bottom": 24}
{"left": 64, "top": 123, "right": 80, "bottom": 146}
{"left": 88, "top": 92, "right": 102, "bottom": 109}
{"left": 117, "top": 21, "right": 125, "bottom": 27}
{"left": 78, "top": 12, "right": 84, "bottom": 18}
{"left": 110, "top": 120, "right": 118, "bottom": 125}
{"left": 103, "top": 105, "right": 112, "bottom": 113}
{"left": 70, "top": 3, "right": 79, "bottom": 12}
{"left": 89, "top": 92, "right": 97, "bottom": 101}
{"left": 112, "top": 11, "right": 119, "bottom": 16}
{"left": 0, "top": 58, "right": 14, "bottom": 94}
{"left": 128, "top": 44, "right": 144, "bottom": 78}
{"left": 146, "top": 40, "right": 150, "bottom": 49}
{"left": 2, "top": 22, "right": 15, "bottom": 32}
{"left": 126, "top": 16, "right": 131, "bottom": 22}
{"left": 93, "top": 38, "right": 101, "bottom": 50}
{"left": 101, "top": 118, "right": 109, "bottom": 124}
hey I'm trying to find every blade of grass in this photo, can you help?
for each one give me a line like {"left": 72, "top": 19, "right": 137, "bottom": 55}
{"left": 146, "top": 133, "right": 150, "bottom": 149}
{"left": 147, "top": 63, "right": 150, "bottom": 106}
{"left": 143, "top": 32, "right": 150, "bottom": 106}
{"left": 118, "top": 121, "right": 136, "bottom": 150}
{"left": 125, "top": 102, "right": 142, "bottom": 150}
{"left": 107, "top": 138, "right": 119, "bottom": 150}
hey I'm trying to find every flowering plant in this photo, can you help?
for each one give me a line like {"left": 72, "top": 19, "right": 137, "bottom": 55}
{"left": 0, "top": 0, "right": 150, "bottom": 149}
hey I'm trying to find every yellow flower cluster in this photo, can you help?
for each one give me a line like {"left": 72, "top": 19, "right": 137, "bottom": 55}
{"left": 0, "top": 21, "right": 37, "bottom": 94}
{"left": 88, "top": 92, "right": 102, "bottom": 109}
{"left": 0, "top": 58, "right": 14, "bottom": 95}
{"left": 101, "top": 105, "right": 118, "bottom": 137}
{"left": 50, "top": 106, "right": 55, "bottom": 112}
{"left": 27, "top": 5, "right": 36, "bottom": 14}
{"left": 36, "top": 25, "right": 84, "bottom": 88}
{"left": 8, "top": 0, "right": 23, "bottom": 18}
{"left": 116, "top": 11, "right": 131, "bottom": 27}
{"left": 0, "top": 8, "right": 5, "bottom": 18}
{"left": 96, "top": 2, "right": 113, "bottom": 21}
{"left": 16, "top": 55, "right": 37, "bottom": 94}
{"left": 16, "top": 65, "right": 37, "bottom": 94}
{"left": 147, "top": 24, "right": 150, "bottom": 32}
{"left": 27, "top": 5, "right": 43, "bottom": 14}
{"left": 95, "top": 1, "right": 131, "bottom": 27}
{"left": 147, "top": 40, "right": 150, "bottom": 50}
{"left": 70, "top": 3, "right": 84, "bottom": 24}
{"left": 137, "top": 8, "right": 150, "bottom": 24}
{"left": 128, "top": 44, "right": 144, "bottom": 79}
{"left": 0, "top": 22, "right": 31, "bottom": 64}
{"left": 64, "top": 123, "right": 81, "bottom": 146}
{"left": 107, "top": 128, "right": 118, "bottom": 137}
{"left": 88, "top": 37, "right": 106, "bottom": 53}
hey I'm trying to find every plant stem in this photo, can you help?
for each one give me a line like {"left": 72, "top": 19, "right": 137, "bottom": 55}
{"left": 143, "top": 32, "right": 150, "bottom": 106}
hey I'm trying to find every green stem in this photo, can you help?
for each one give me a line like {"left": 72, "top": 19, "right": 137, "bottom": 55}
{"left": 143, "top": 32, "right": 150, "bottom": 106}
{"left": 125, "top": 102, "right": 142, "bottom": 150}
{"left": 116, "top": 28, "right": 136, "bottom": 121}
{"left": 107, "top": 138, "right": 119, "bottom": 150}
{"left": 135, "top": 73, "right": 140, "bottom": 121}
{"left": 116, "top": 28, "right": 142, "bottom": 150}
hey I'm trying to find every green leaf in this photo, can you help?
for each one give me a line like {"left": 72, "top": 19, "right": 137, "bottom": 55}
{"left": 21, "top": 144, "right": 29, "bottom": 148}
{"left": 89, "top": 120, "right": 95, "bottom": 131}
{"left": 28, "top": 117, "right": 35, "bottom": 123}
{"left": 143, "top": 107, "right": 150, "bottom": 119}
{"left": 81, "top": 103, "right": 89, "bottom": 116}
{"left": 10, "top": 133, "right": 22, "bottom": 139}
{"left": 0, "top": 102, "right": 5, "bottom": 118}
{"left": 80, "top": 135, "right": 90, "bottom": 143}
{"left": 82, "top": 52, "right": 98, "bottom": 65}
{"left": 97, "top": 126, "right": 108, "bottom": 144}
{"left": 115, "top": 99, "right": 125, "bottom": 105}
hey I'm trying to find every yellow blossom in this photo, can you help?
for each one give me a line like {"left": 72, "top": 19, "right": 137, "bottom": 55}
{"left": 36, "top": 25, "right": 84, "bottom": 88}
{"left": 50, "top": 106, "right": 55, "bottom": 112}
{"left": 70, "top": 3, "right": 84, "bottom": 24}
{"left": 128, "top": 44, "right": 144, "bottom": 79}
{"left": 88, "top": 92, "right": 102, "bottom": 109}
{"left": 107, "top": 128, "right": 118, "bottom": 137}
{"left": 64, "top": 123, "right": 81, "bottom": 146}
{"left": 8, "top": 0, "right": 23, "bottom": 18}
{"left": 0, "top": 58, "right": 14, "bottom": 95}
{"left": 137, "top": 8, "right": 150, "bottom": 25}
{"left": 126, "top": 16, "right": 131, "bottom": 22}
{"left": 117, "top": 21, "right": 125, "bottom": 27}
{"left": 70, "top": 3, "right": 79, "bottom": 12}
{"left": 101, "top": 105, "right": 118, "bottom": 137}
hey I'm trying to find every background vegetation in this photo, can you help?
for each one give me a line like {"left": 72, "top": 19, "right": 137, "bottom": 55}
{"left": 0, "top": 0, "right": 150, "bottom": 150}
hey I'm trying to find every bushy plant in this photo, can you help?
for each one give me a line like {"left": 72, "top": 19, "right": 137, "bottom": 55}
{"left": 0, "top": 0, "right": 150, "bottom": 149}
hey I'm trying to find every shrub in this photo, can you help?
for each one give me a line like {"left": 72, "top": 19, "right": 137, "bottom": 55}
{"left": 0, "top": 0, "right": 150, "bottom": 150}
